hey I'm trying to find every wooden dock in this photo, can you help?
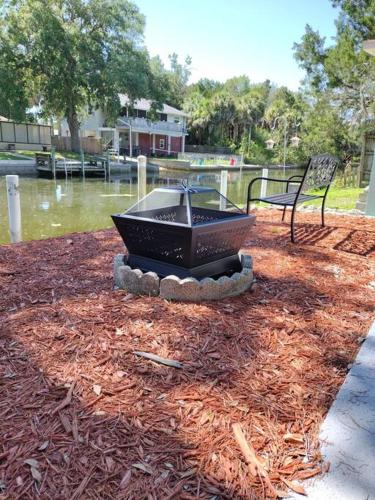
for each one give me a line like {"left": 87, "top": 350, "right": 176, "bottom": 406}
{"left": 35, "top": 153, "right": 109, "bottom": 178}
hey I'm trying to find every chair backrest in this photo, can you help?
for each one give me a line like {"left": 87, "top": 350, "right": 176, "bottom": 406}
{"left": 300, "top": 154, "right": 340, "bottom": 193}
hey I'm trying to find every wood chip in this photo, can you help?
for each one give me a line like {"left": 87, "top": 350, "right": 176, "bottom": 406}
{"left": 133, "top": 351, "right": 183, "bottom": 369}
{"left": 232, "top": 423, "right": 265, "bottom": 476}
{"left": 119, "top": 470, "right": 132, "bottom": 489}
{"left": 132, "top": 462, "right": 153, "bottom": 474}
{"left": 1, "top": 212, "right": 373, "bottom": 498}
{"left": 30, "top": 467, "right": 42, "bottom": 482}
{"left": 93, "top": 384, "right": 102, "bottom": 396}
{"left": 51, "top": 382, "right": 75, "bottom": 415}
{"left": 281, "top": 478, "right": 307, "bottom": 495}
{"left": 283, "top": 433, "right": 304, "bottom": 444}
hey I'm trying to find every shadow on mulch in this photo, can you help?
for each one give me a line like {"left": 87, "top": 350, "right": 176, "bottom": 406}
{"left": 293, "top": 224, "right": 336, "bottom": 245}
{"left": 333, "top": 229, "right": 375, "bottom": 257}
{"left": 0, "top": 331, "right": 241, "bottom": 499}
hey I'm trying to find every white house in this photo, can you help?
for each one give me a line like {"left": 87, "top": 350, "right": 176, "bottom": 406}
{"left": 59, "top": 95, "right": 188, "bottom": 157}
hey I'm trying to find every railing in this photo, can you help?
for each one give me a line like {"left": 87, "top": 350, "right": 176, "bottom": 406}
{"left": 117, "top": 117, "right": 186, "bottom": 134}
{"left": 0, "top": 121, "right": 52, "bottom": 146}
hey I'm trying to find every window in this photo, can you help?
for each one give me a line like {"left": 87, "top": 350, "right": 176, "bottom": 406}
{"left": 137, "top": 109, "right": 147, "bottom": 119}
{"left": 159, "top": 138, "right": 165, "bottom": 150}
{"left": 159, "top": 113, "right": 167, "bottom": 122}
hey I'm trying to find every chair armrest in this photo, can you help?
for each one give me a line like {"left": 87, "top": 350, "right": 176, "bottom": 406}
{"left": 249, "top": 176, "right": 294, "bottom": 184}
{"left": 247, "top": 176, "right": 294, "bottom": 213}
{"left": 286, "top": 175, "right": 303, "bottom": 193}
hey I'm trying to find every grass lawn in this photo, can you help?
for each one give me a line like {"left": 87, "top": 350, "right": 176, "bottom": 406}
{"left": 17, "top": 150, "right": 83, "bottom": 160}
{"left": 0, "top": 150, "right": 95, "bottom": 161}
{"left": 0, "top": 151, "right": 21, "bottom": 160}
{"left": 247, "top": 186, "right": 363, "bottom": 212}
{"left": 308, "top": 185, "right": 362, "bottom": 210}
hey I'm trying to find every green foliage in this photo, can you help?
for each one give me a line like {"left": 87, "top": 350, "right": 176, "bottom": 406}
{"left": 149, "top": 53, "right": 192, "bottom": 110}
{"left": 184, "top": 0, "right": 375, "bottom": 166}
{"left": 294, "top": 2, "right": 375, "bottom": 128}
{"left": 183, "top": 71, "right": 356, "bottom": 166}
{"left": 0, "top": 0, "right": 168, "bottom": 150}
{"left": 0, "top": 29, "right": 30, "bottom": 120}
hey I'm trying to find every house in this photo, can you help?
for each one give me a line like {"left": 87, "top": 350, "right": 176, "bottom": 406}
{"left": 59, "top": 95, "right": 188, "bottom": 157}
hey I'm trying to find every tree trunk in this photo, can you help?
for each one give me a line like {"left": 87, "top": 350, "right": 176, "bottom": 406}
{"left": 67, "top": 109, "right": 81, "bottom": 152}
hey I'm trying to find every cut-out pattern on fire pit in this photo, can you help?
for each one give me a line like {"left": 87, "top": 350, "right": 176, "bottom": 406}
{"left": 112, "top": 185, "right": 256, "bottom": 279}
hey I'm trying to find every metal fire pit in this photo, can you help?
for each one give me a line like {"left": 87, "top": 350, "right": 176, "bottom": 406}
{"left": 112, "top": 185, "right": 255, "bottom": 279}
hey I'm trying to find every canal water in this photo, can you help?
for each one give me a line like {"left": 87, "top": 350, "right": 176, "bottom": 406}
{"left": 0, "top": 167, "right": 303, "bottom": 245}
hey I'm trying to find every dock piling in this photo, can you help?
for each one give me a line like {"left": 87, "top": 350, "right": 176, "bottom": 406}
{"left": 6, "top": 175, "right": 22, "bottom": 243}
{"left": 220, "top": 170, "right": 228, "bottom": 210}
{"left": 260, "top": 168, "right": 268, "bottom": 198}
{"left": 137, "top": 155, "right": 147, "bottom": 201}
{"left": 51, "top": 147, "right": 56, "bottom": 180}
{"left": 81, "top": 150, "right": 85, "bottom": 178}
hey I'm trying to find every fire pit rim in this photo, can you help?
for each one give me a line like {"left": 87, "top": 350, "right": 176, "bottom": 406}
{"left": 113, "top": 184, "right": 247, "bottom": 228}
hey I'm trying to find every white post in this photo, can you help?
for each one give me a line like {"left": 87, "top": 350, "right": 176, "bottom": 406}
{"left": 220, "top": 169, "right": 228, "bottom": 210}
{"left": 106, "top": 149, "right": 111, "bottom": 179}
{"left": 260, "top": 168, "right": 268, "bottom": 198}
{"left": 129, "top": 130, "right": 133, "bottom": 158}
{"left": 114, "top": 129, "right": 120, "bottom": 161}
{"left": 6, "top": 175, "right": 22, "bottom": 243}
{"left": 137, "top": 155, "right": 147, "bottom": 202}
{"left": 167, "top": 135, "right": 171, "bottom": 155}
{"left": 182, "top": 135, "right": 185, "bottom": 153}
{"left": 366, "top": 147, "right": 375, "bottom": 216}
{"left": 152, "top": 134, "right": 156, "bottom": 154}
{"left": 81, "top": 150, "right": 85, "bottom": 178}
{"left": 51, "top": 146, "right": 56, "bottom": 179}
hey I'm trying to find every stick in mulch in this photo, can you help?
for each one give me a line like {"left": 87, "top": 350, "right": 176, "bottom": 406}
{"left": 51, "top": 382, "right": 76, "bottom": 415}
{"left": 133, "top": 351, "right": 182, "bottom": 369}
{"left": 232, "top": 423, "right": 278, "bottom": 498}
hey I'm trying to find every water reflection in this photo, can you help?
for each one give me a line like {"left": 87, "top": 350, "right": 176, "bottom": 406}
{"left": 0, "top": 167, "right": 303, "bottom": 244}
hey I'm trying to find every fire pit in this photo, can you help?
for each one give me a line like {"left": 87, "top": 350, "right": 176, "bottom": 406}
{"left": 112, "top": 185, "right": 255, "bottom": 280}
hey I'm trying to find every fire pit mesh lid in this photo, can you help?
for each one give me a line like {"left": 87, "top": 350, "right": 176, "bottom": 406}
{"left": 124, "top": 185, "right": 245, "bottom": 226}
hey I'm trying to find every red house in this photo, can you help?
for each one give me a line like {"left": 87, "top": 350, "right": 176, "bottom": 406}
{"left": 59, "top": 95, "right": 188, "bottom": 157}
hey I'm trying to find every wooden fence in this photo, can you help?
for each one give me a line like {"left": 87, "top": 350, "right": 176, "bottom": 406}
{"left": 52, "top": 136, "right": 102, "bottom": 154}
{"left": 360, "top": 133, "right": 375, "bottom": 187}
{"left": 336, "top": 164, "right": 360, "bottom": 188}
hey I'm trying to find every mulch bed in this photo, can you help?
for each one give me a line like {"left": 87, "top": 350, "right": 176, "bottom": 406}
{"left": 0, "top": 209, "right": 374, "bottom": 499}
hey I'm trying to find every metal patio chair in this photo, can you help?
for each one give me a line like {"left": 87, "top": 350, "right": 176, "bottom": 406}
{"left": 246, "top": 154, "right": 340, "bottom": 242}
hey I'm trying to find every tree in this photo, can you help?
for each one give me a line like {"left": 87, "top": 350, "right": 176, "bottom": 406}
{"left": 149, "top": 53, "right": 192, "bottom": 109}
{"left": 167, "top": 53, "right": 192, "bottom": 108}
{"left": 293, "top": 2, "right": 375, "bottom": 128}
{"left": 0, "top": 31, "right": 30, "bottom": 120}
{"left": 0, "top": 0, "right": 158, "bottom": 151}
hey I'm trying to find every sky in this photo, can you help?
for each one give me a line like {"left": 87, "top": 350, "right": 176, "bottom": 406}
{"left": 135, "top": 0, "right": 338, "bottom": 90}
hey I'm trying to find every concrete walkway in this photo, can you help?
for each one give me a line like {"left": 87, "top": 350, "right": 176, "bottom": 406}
{"left": 292, "top": 320, "right": 375, "bottom": 499}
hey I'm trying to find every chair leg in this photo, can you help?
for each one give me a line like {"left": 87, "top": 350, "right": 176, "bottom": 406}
{"left": 321, "top": 197, "right": 326, "bottom": 227}
{"left": 290, "top": 203, "right": 297, "bottom": 243}
{"left": 282, "top": 206, "right": 287, "bottom": 221}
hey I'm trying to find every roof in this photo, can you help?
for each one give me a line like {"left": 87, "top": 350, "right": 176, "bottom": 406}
{"left": 119, "top": 95, "right": 188, "bottom": 117}
{"left": 0, "top": 115, "right": 9, "bottom": 122}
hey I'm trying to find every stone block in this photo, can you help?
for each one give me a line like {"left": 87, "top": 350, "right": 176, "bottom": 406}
{"left": 140, "top": 271, "right": 160, "bottom": 296}
{"left": 114, "top": 251, "right": 254, "bottom": 301}
{"left": 114, "top": 259, "right": 160, "bottom": 296}
{"left": 239, "top": 252, "right": 252, "bottom": 270}
{"left": 113, "top": 254, "right": 127, "bottom": 288}
{"left": 159, "top": 275, "right": 181, "bottom": 299}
